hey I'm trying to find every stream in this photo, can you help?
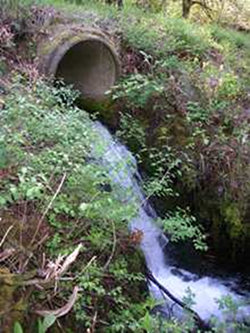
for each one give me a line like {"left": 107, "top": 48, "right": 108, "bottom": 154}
{"left": 91, "top": 121, "right": 250, "bottom": 327}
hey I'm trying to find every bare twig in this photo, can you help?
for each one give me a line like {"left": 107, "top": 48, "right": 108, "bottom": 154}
{"left": 104, "top": 219, "right": 116, "bottom": 270}
{"left": 0, "top": 225, "right": 13, "bottom": 248}
{"left": 0, "top": 248, "right": 16, "bottom": 262}
{"left": 91, "top": 311, "right": 98, "bottom": 333}
{"left": 30, "top": 173, "right": 66, "bottom": 245}
{"left": 136, "top": 169, "right": 170, "bottom": 215}
{"left": 71, "top": 255, "right": 97, "bottom": 281}
{"left": 21, "top": 233, "right": 49, "bottom": 272}
{"left": 35, "top": 286, "right": 80, "bottom": 318}
{"left": 57, "top": 243, "right": 82, "bottom": 276}
{"left": 22, "top": 244, "right": 82, "bottom": 287}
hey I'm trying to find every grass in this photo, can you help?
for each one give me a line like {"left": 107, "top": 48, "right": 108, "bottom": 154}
{"left": 39, "top": 0, "right": 250, "bottom": 62}
{"left": 4, "top": 0, "right": 250, "bottom": 61}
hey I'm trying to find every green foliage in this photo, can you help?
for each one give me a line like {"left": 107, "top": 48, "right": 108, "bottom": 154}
{"left": 0, "top": 0, "right": 35, "bottom": 22}
{"left": 187, "top": 101, "right": 211, "bottom": 124}
{"left": 115, "top": 112, "right": 183, "bottom": 199}
{"left": 0, "top": 77, "right": 147, "bottom": 331}
{"left": 14, "top": 322, "right": 24, "bottom": 333}
{"left": 159, "top": 208, "right": 208, "bottom": 251}
{"left": 209, "top": 295, "right": 250, "bottom": 332}
{"left": 222, "top": 202, "right": 243, "bottom": 240}
{"left": 122, "top": 14, "right": 214, "bottom": 57}
{"left": 182, "top": 286, "right": 196, "bottom": 308}
{"left": 112, "top": 74, "right": 164, "bottom": 109}
{"left": 107, "top": 0, "right": 250, "bottom": 259}
{"left": 143, "top": 145, "right": 182, "bottom": 198}
{"left": 14, "top": 316, "right": 56, "bottom": 333}
{"left": 38, "top": 315, "right": 57, "bottom": 333}
{"left": 135, "top": 0, "right": 167, "bottom": 13}
{"left": 116, "top": 112, "right": 146, "bottom": 152}
{"left": 210, "top": 25, "right": 250, "bottom": 50}
{"left": 1, "top": 0, "right": 250, "bottom": 331}
{"left": 217, "top": 72, "right": 241, "bottom": 99}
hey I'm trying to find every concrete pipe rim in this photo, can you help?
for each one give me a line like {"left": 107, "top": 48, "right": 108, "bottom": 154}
{"left": 42, "top": 33, "right": 120, "bottom": 107}
{"left": 48, "top": 36, "right": 120, "bottom": 78}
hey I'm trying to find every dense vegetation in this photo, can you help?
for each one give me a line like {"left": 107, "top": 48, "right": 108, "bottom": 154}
{"left": 0, "top": 0, "right": 250, "bottom": 332}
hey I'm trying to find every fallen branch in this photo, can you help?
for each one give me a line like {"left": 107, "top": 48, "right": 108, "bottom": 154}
{"left": 22, "top": 243, "right": 82, "bottom": 287}
{"left": 58, "top": 243, "right": 82, "bottom": 276}
{"left": 35, "top": 286, "right": 79, "bottom": 318}
{"left": 146, "top": 269, "right": 210, "bottom": 331}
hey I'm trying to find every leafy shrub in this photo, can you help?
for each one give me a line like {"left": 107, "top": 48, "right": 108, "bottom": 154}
{"left": 159, "top": 208, "right": 208, "bottom": 251}
{"left": 112, "top": 73, "right": 164, "bottom": 109}
{"left": 0, "top": 76, "right": 148, "bottom": 331}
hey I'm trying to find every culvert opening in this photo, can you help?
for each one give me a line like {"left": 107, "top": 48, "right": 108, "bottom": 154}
{"left": 55, "top": 39, "right": 119, "bottom": 106}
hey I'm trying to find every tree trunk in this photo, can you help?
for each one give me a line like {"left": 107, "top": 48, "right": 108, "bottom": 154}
{"left": 182, "top": 0, "right": 193, "bottom": 18}
{"left": 117, "top": 0, "right": 123, "bottom": 8}
{"left": 105, "top": 0, "right": 123, "bottom": 7}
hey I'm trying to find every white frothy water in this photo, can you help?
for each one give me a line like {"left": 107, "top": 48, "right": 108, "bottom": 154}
{"left": 91, "top": 122, "right": 249, "bottom": 323}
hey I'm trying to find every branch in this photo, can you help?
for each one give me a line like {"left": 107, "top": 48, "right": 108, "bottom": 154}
{"left": 0, "top": 248, "right": 15, "bottom": 262}
{"left": 35, "top": 286, "right": 80, "bottom": 318}
{"left": 145, "top": 269, "right": 210, "bottom": 331}
{"left": 0, "top": 225, "right": 13, "bottom": 247}
{"left": 30, "top": 173, "right": 66, "bottom": 245}
{"left": 104, "top": 219, "right": 116, "bottom": 270}
{"left": 22, "top": 244, "right": 82, "bottom": 287}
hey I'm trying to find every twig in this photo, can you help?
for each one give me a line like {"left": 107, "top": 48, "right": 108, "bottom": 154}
{"left": 30, "top": 173, "right": 66, "bottom": 245}
{"left": 20, "top": 201, "right": 27, "bottom": 249}
{"left": 70, "top": 255, "right": 97, "bottom": 281}
{"left": 104, "top": 219, "right": 116, "bottom": 270}
{"left": 0, "top": 225, "right": 13, "bottom": 248}
{"left": 35, "top": 286, "right": 79, "bottom": 318}
{"left": 146, "top": 269, "right": 210, "bottom": 331}
{"left": 0, "top": 248, "right": 16, "bottom": 262}
{"left": 22, "top": 244, "right": 82, "bottom": 287}
{"left": 57, "top": 243, "right": 82, "bottom": 276}
{"left": 21, "top": 233, "right": 49, "bottom": 273}
{"left": 136, "top": 169, "right": 170, "bottom": 215}
{"left": 91, "top": 311, "right": 98, "bottom": 333}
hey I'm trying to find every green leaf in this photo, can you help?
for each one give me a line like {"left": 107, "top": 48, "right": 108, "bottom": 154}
{"left": 79, "top": 202, "right": 89, "bottom": 213}
{"left": 0, "top": 144, "right": 8, "bottom": 169}
{"left": 141, "top": 312, "right": 152, "bottom": 331}
{"left": 0, "top": 195, "right": 7, "bottom": 207}
{"left": 14, "top": 322, "right": 24, "bottom": 333}
{"left": 38, "top": 319, "right": 43, "bottom": 333}
{"left": 42, "top": 314, "right": 56, "bottom": 332}
{"left": 26, "top": 186, "right": 41, "bottom": 200}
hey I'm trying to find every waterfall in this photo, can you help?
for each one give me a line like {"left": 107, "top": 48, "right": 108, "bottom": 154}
{"left": 91, "top": 121, "right": 249, "bottom": 324}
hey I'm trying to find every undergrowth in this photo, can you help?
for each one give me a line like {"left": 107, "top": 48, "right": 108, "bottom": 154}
{"left": 0, "top": 75, "right": 210, "bottom": 332}
{"left": 0, "top": 77, "right": 149, "bottom": 332}
{"left": 1, "top": 0, "right": 250, "bottom": 331}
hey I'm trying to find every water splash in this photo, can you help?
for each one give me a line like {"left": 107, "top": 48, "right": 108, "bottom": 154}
{"left": 91, "top": 121, "right": 249, "bottom": 323}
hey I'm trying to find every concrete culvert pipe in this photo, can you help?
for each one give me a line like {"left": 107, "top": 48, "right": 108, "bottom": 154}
{"left": 38, "top": 25, "right": 120, "bottom": 109}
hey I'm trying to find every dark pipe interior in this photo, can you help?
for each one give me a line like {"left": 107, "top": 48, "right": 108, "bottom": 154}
{"left": 55, "top": 40, "right": 117, "bottom": 101}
